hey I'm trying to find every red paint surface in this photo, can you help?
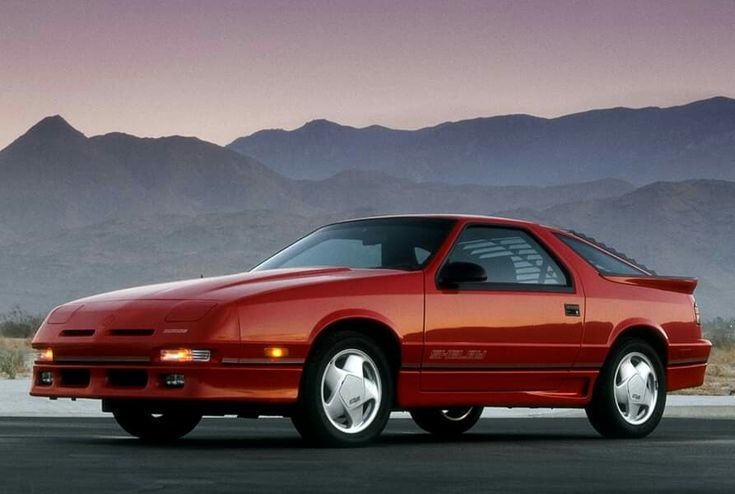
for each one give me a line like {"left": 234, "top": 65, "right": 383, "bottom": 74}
{"left": 31, "top": 216, "right": 711, "bottom": 411}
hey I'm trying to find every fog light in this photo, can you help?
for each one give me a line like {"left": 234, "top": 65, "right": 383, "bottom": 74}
{"left": 39, "top": 371, "right": 54, "bottom": 386}
{"left": 162, "top": 373, "right": 185, "bottom": 388}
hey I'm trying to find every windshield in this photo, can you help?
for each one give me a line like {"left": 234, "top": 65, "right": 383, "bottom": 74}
{"left": 253, "top": 218, "right": 455, "bottom": 272}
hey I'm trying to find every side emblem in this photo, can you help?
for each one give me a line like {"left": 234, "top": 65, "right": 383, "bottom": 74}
{"left": 429, "top": 349, "right": 487, "bottom": 360}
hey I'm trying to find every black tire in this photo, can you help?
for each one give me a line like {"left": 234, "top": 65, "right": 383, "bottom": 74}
{"left": 291, "top": 331, "right": 393, "bottom": 447}
{"left": 410, "top": 406, "right": 483, "bottom": 436}
{"left": 586, "top": 338, "right": 666, "bottom": 438}
{"left": 111, "top": 405, "right": 202, "bottom": 441}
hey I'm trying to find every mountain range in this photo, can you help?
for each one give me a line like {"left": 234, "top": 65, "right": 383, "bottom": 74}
{"left": 228, "top": 97, "right": 735, "bottom": 185}
{"left": 0, "top": 116, "right": 631, "bottom": 239}
{"left": 0, "top": 115, "right": 297, "bottom": 236}
{"left": 1, "top": 99, "right": 734, "bottom": 317}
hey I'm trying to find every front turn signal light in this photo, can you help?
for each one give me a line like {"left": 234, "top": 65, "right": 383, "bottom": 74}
{"left": 264, "top": 347, "right": 289, "bottom": 358}
{"left": 160, "top": 348, "right": 211, "bottom": 362}
{"left": 35, "top": 348, "right": 53, "bottom": 362}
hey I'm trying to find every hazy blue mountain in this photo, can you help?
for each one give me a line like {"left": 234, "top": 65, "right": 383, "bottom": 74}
{"left": 4, "top": 180, "right": 734, "bottom": 317}
{"left": 0, "top": 116, "right": 633, "bottom": 241}
{"left": 0, "top": 210, "right": 339, "bottom": 313}
{"left": 296, "top": 170, "right": 634, "bottom": 216}
{"left": 228, "top": 97, "right": 735, "bottom": 185}
{"left": 0, "top": 116, "right": 302, "bottom": 236}
{"left": 1, "top": 116, "right": 733, "bottom": 318}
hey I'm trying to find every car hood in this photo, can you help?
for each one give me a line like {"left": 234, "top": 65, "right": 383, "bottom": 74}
{"left": 71, "top": 267, "right": 405, "bottom": 304}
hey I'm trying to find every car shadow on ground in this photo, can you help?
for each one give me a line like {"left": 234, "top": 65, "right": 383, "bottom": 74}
{"left": 59, "top": 430, "right": 603, "bottom": 451}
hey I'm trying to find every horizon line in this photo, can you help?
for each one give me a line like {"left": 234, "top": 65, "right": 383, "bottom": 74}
{"left": 6, "top": 93, "right": 735, "bottom": 150}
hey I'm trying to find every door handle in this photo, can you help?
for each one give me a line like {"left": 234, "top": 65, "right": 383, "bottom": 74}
{"left": 564, "top": 304, "right": 581, "bottom": 317}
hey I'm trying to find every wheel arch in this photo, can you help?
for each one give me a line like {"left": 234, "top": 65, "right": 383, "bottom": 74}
{"left": 307, "top": 314, "right": 403, "bottom": 380}
{"left": 608, "top": 321, "right": 669, "bottom": 366}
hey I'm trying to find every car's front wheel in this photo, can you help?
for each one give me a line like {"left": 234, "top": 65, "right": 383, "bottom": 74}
{"left": 586, "top": 338, "right": 666, "bottom": 438}
{"left": 292, "top": 331, "right": 393, "bottom": 447}
{"left": 410, "top": 406, "right": 483, "bottom": 436}
{"left": 111, "top": 405, "right": 202, "bottom": 441}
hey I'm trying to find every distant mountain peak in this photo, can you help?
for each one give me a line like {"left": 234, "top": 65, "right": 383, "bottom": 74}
{"left": 678, "top": 95, "right": 735, "bottom": 111}
{"left": 692, "top": 95, "right": 735, "bottom": 104}
{"left": 26, "top": 115, "right": 85, "bottom": 138}
{"left": 303, "top": 118, "right": 338, "bottom": 126}
{"left": 300, "top": 119, "right": 346, "bottom": 131}
{"left": 3, "top": 115, "right": 86, "bottom": 153}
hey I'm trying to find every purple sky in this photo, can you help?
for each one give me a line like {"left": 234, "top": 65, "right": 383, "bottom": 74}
{"left": 1, "top": 0, "right": 734, "bottom": 148}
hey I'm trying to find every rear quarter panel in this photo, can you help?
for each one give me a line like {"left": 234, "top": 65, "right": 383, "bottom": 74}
{"left": 548, "top": 233, "right": 710, "bottom": 373}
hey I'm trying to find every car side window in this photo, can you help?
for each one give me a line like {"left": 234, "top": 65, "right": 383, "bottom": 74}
{"left": 446, "top": 226, "right": 568, "bottom": 287}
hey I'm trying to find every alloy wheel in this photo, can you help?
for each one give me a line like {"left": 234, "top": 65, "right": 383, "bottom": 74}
{"left": 613, "top": 351, "right": 658, "bottom": 425}
{"left": 320, "top": 349, "right": 382, "bottom": 434}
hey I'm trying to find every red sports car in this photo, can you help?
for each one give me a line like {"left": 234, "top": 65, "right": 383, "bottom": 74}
{"left": 31, "top": 215, "right": 711, "bottom": 446}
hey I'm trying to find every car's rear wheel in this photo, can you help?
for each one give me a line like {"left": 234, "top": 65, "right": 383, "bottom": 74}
{"left": 410, "top": 406, "right": 483, "bottom": 436}
{"left": 292, "top": 331, "right": 393, "bottom": 447}
{"left": 111, "top": 405, "right": 202, "bottom": 441}
{"left": 586, "top": 338, "right": 666, "bottom": 438}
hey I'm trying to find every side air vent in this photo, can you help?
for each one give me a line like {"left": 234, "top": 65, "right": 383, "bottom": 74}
{"left": 109, "top": 329, "right": 155, "bottom": 336}
{"left": 60, "top": 329, "right": 95, "bottom": 337}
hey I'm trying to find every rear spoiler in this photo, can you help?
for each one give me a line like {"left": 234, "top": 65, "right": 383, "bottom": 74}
{"left": 602, "top": 275, "right": 698, "bottom": 295}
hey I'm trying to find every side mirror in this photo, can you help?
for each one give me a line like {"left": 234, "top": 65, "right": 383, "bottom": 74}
{"left": 439, "top": 261, "right": 487, "bottom": 287}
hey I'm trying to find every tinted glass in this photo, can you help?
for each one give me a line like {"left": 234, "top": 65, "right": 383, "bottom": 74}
{"left": 254, "top": 218, "right": 455, "bottom": 271}
{"left": 447, "top": 226, "right": 568, "bottom": 286}
{"left": 557, "top": 234, "right": 647, "bottom": 275}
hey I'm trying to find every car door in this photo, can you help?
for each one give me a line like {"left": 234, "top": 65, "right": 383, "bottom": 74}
{"left": 422, "top": 224, "right": 585, "bottom": 392}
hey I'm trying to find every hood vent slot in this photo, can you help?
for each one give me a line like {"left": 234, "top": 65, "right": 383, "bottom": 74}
{"left": 109, "top": 329, "right": 155, "bottom": 336}
{"left": 60, "top": 329, "right": 95, "bottom": 337}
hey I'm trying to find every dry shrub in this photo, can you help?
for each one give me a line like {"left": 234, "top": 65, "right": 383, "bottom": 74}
{"left": 0, "top": 306, "right": 44, "bottom": 338}
{"left": 0, "top": 338, "right": 28, "bottom": 379}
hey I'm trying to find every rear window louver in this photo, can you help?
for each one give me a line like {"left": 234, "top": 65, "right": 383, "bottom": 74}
{"left": 567, "top": 230, "right": 656, "bottom": 275}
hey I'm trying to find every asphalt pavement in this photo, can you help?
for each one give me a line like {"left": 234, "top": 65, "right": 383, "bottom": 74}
{"left": 1, "top": 417, "right": 734, "bottom": 493}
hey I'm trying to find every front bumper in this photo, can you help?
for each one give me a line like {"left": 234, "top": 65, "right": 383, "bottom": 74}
{"left": 30, "top": 363, "right": 301, "bottom": 404}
